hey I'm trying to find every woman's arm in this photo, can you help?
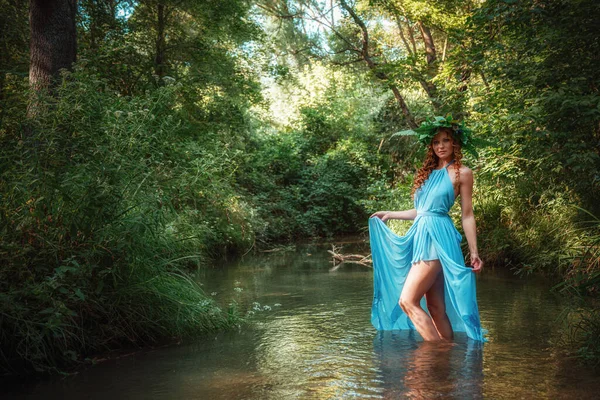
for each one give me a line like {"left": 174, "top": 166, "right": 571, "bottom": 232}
{"left": 370, "top": 208, "right": 417, "bottom": 222}
{"left": 459, "top": 168, "right": 483, "bottom": 272}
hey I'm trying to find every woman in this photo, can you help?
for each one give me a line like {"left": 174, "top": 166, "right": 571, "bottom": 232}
{"left": 369, "top": 116, "right": 486, "bottom": 342}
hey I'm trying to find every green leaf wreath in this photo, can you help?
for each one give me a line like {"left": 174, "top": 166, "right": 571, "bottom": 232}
{"left": 392, "top": 115, "right": 480, "bottom": 158}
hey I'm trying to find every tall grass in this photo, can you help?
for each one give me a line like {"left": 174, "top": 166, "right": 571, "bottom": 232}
{"left": 0, "top": 69, "right": 249, "bottom": 375}
{"left": 552, "top": 210, "right": 600, "bottom": 368}
{"left": 475, "top": 173, "right": 600, "bottom": 366}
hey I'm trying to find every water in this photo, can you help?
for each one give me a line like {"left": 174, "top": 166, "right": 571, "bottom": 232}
{"left": 4, "top": 241, "right": 600, "bottom": 399}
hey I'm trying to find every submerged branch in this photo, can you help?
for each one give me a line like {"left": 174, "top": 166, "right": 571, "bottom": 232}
{"left": 328, "top": 244, "right": 372, "bottom": 271}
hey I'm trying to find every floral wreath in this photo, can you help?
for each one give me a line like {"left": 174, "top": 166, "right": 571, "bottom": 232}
{"left": 392, "top": 115, "right": 479, "bottom": 158}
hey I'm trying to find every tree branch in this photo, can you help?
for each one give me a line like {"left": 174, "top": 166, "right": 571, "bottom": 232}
{"left": 340, "top": 0, "right": 417, "bottom": 128}
{"left": 395, "top": 15, "right": 414, "bottom": 58}
{"left": 331, "top": 57, "right": 364, "bottom": 66}
{"left": 256, "top": 3, "right": 300, "bottom": 20}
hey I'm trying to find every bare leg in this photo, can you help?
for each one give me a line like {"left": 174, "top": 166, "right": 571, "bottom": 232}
{"left": 399, "top": 260, "right": 443, "bottom": 341}
{"left": 425, "top": 261, "right": 454, "bottom": 341}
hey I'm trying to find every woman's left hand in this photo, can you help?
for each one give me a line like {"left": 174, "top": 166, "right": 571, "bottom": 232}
{"left": 471, "top": 254, "right": 483, "bottom": 273}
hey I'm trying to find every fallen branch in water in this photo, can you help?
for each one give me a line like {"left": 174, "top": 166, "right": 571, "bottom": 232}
{"left": 328, "top": 244, "right": 372, "bottom": 271}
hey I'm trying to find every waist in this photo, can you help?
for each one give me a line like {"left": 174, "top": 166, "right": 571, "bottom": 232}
{"left": 416, "top": 211, "right": 450, "bottom": 218}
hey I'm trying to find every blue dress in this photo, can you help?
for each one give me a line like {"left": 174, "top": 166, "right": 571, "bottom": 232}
{"left": 369, "top": 160, "right": 486, "bottom": 341}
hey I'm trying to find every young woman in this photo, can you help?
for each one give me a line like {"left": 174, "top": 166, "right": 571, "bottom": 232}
{"left": 369, "top": 117, "right": 486, "bottom": 342}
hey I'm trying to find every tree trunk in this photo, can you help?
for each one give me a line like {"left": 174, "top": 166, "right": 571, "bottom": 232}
{"left": 418, "top": 22, "right": 436, "bottom": 65}
{"left": 28, "top": 0, "right": 77, "bottom": 94}
{"left": 417, "top": 21, "right": 442, "bottom": 113}
{"left": 390, "top": 86, "right": 416, "bottom": 127}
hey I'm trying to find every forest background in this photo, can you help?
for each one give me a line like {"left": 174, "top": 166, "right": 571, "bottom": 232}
{"left": 1, "top": 0, "right": 599, "bottom": 375}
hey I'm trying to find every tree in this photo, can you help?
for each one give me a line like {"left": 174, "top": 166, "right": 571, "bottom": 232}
{"left": 27, "top": 0, "right": 78, "bottom": 119}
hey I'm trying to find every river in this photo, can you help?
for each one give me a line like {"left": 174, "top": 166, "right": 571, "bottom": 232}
{"left": 4, "top": 240, "right": 600, "bottom": 399}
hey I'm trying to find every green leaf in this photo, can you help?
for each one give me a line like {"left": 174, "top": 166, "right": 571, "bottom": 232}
{"left": 74, "top": 288, "right": 85, "bottom": 301}
{"left": 391, "top": 129, "right": 417, "bottom": 137}
{"left": 95, "top": 280, "right": 104, "bottom": 295}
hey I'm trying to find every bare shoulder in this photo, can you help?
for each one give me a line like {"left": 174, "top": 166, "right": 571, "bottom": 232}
{"left": 459, "top": 165, "right": 473, "bottom": 177}
{"left": 458, "top": 165, "right": 473, "bottom": 185}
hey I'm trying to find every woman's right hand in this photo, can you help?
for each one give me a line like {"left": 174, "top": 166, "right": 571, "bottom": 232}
{"left": 370, "top": 211, "right": 391, "bottom": 222}
{"left": 470, "top": 254, "right": 483, "bottom": 273}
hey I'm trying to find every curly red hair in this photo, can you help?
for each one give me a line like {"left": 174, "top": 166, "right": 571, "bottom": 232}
{"left": 411, "top": 128, "right": 463, "bottom": 199}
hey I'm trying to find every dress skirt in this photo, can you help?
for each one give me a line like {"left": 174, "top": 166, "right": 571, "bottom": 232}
{"left": 369, "top": 216, "right": 486, "bottom": 341}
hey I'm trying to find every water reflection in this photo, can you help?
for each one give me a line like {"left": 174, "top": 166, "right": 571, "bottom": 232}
{"left": 374, "top": 331, "right": 483, "bottom": 399}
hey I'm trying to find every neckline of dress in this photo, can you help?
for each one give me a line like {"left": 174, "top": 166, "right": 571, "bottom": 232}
{"left": 433, "top": 159, "right": 455, "bottom": 171}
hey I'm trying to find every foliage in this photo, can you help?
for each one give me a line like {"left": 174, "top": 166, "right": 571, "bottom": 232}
{"left": 2, "top": 0, "right": 600, "bottom": 373}
{"left": 466, "top": 0, "right": 600, "bottom": 210}
{"left": 459, "top": 0, "right": 600, "bottom": 363}
{"left": 239, "top": 62, "right": 392, "bottom": 242}
{"left": 0, "top": 69, "right": 248, "bottom": 374}
{"left": 240, "top": 113, "right": 381, "bottom": 241}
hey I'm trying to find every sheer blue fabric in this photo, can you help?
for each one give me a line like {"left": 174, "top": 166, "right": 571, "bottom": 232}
{"left": 369, "top": 160, "right": 486, "bottom": 341}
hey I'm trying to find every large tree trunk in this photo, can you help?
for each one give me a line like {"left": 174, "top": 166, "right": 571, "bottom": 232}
{"left": 28, "top": 0, "right": 77, "bottom": 94}
{"left": 27, "top": 0, "right": 77, "bottom": 123}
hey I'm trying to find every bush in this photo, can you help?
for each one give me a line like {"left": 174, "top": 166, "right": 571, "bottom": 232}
{"left": 0, "top": 68, "right": 247, "bottom": 374}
